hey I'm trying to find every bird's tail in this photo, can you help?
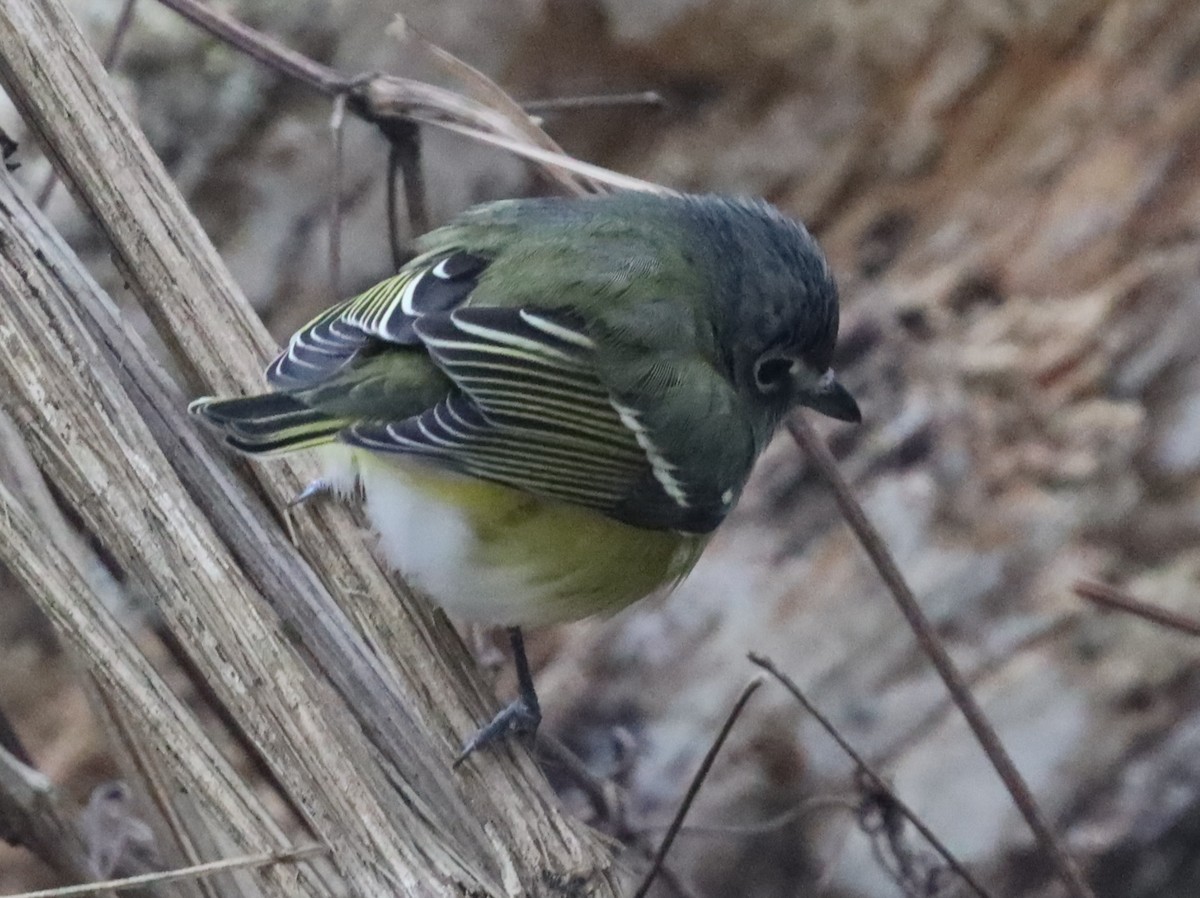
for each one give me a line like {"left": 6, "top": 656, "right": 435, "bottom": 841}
{"left": 189, "top": 393, "right": 347, "bottom": 456}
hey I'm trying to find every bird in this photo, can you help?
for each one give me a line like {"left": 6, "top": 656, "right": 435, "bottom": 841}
{"left": 190, "top": 191, "right": 861, "bottom": 763}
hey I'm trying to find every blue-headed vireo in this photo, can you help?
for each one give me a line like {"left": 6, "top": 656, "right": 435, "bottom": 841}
{"left": 191, "top": 192, "right": 860, "bottom": 761}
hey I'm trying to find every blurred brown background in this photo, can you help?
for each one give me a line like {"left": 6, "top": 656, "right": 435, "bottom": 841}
{"left": 3, "top": 1, "right": 1200, "bottom": 895}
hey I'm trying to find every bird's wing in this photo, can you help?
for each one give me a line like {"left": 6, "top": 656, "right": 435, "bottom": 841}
{"left": 341, "top": 306, "right": 743, "bottom": 533}
{"left": 266, "top": 250, "right": 488, "bottom": 389}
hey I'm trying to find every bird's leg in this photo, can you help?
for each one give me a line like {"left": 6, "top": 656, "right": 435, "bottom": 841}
{"left": 454, "top": 627, "right": 542, "bottom": 767}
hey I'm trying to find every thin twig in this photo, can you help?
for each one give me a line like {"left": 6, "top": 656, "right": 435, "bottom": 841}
{"left": 534, "top": 735, "right": 699, "bottom": 898}
{"left": 153, "top": 0, "right": 348, "bottom": 94}
{"left": 388, "top": 15, "right": 585, "bottom": 177}
{"left": 643, "top": 862, "right": 702, "bottom": 898}
{"left": 632, "top": 677, "right": 763, "bottom": 898}
{"left": 409, "top": 116, "right": 669, "bottom": 194}
{"left": 0, "top": 701, "right": 34, "bottom": 769}
{"left": 36, "top": 0, "right": 138, "bottom": 208}
{"left": 522, "top": 91, "right": 665, "bottom": 114}
{"left": 749, "top": 653, "right": 995, "bottom": 898}
{"left": 328, "top": 92, "right": 347, "bottom": 295}
{"left": 536, "top": 733, "right": 628, "bottom": 836}
{"left": 98, "top": 0, "right": 141, "bottom": 70}
{"left": 152, "top": 0, "right": 658, "bottom": 196}
{"left": 393, "top": 124, "right": 428, "bottom": 238}
{"left": 631, "top": 795, "right": 858, "bottom": 837}
{"left": 1074, "top": 579, "right": 1200, "bottom": 637}
{"left": 379, "top": 119, "right": 426, "bottom": 265}
{"left": 4, "top": 844, "right": 327, "bottom": 898}
{"left": 385, "top": 143, "right": 404, "bottom": 271}
{"left": 785, "top": 414, "right": 1095, "bottom": 898}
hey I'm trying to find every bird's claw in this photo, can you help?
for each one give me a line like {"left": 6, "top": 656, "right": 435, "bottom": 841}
{"left": 288, "top": 478, "right": 331, "bottom": 507}
{"left": 453, "top": 695, "right": 541, "bottom": 768}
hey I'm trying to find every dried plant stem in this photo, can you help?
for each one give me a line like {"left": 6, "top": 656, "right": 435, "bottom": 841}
{"left": 406, "top": 116, "right": 668, "bottom": 194}
{"left": 391, "top": 122, "right": 429, "bottom": 239}
{"left": 328, "top": 92, "right": 347, "bottom": 294}
{"left": 388, "top": 15, "right": 579, "bottom": 160}
{"left": 35, "top": 0, "right": 137, "bottom": 208}
{"left": 522, "top": 91, "right": 664, "bottom": 114}
{"left": 632, "top": 678, "right": 763, "bottom": 898}
{"left": 151, "top": 0, "right": 658, "bottom": 195}
{"left": 381, "top": 119, "right": 426, "bottom": 268}
{"left": 154, "top": 0, "right": 345, "bottom": 94}
{"left": 0, "top": 438, "right": 324, "bottom": 898}
{"left": 785, "top": 414, "right": 1095, "bottom": 898}
{"left": 87, "top": 683, "right": 216, "bottom": 898}
{"left": 748, "top": 653, "right": 995, "bottom": 898}
{"left": 385, "top": 143, "right": 405, "bottom": 270}
{"left": 5, "top": 845, "right": 327, "bottom": 898}
{"left": 0, "top": 703, "right": 34, "bottom": 771}
{"left": 1074, "top": 579, "right": 1200, "bottom": 637}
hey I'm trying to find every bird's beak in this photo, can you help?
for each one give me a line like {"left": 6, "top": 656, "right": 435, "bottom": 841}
{"left": 803, "top": 369, "right": 861, "bottom": 423}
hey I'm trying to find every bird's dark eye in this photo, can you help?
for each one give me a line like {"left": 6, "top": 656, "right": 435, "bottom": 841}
{"left": 754, "top": 356, "right": 795, "bottom": 393}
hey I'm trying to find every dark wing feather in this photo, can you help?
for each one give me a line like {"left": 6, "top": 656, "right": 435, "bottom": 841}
{"left": 349, "top": 395, "right": 641, "bottom": 509}
{"left": 341, "top": 306, "right": 721, "bottom": 527}
{"left": 266, "top": 250, "right": 487, "bottom": 388}
{"left": 270, "top": 268, "right": 736, "bottom": 532}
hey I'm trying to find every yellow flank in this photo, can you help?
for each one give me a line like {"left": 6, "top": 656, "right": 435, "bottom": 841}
{"left": 398, "top": 461, "right": 707, "bottom": 621}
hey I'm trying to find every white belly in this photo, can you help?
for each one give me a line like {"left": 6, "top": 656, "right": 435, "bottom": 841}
{"left": 314, "top": 446, "right": 539, "bottom": 623}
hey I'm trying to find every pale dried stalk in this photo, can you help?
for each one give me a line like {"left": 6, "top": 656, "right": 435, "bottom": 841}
{"left": 0, "top": 411, "right": 127, "bottom": 618}
{"left": 0, "top": 169, "right": 411, "bottom": 894}
{"left": 408, "top": 115, "right": 671, "bottom": 195}
{"left": 0, "top": 480, "right": 322, "bottom": 898}
{"left": 83, "top": 682, "right": 222, "bottom": 898}
{"left": 388, "top": 14, "right": 600, "bottom": 186}
{"left": 0, "top": 2, "right": 615, "bottom": 896}
{"left": 4, "top": 845, "right": 325, "bottom": 898}
{"left": 0, "top": 414, "right": 195, "bottom": 898}
{"left": 152, "top": 0, "right": 641, "bottom": 198}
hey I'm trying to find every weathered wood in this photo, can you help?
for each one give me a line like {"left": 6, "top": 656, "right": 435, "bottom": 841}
{"left": 0, "top": 488, "right": 321, "bottom": 898}
{"left": 0, "top": 162, "right": 434, "bottom": 895}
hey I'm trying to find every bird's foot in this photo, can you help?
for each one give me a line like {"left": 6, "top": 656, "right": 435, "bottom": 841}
{"left": 453, "top": 694, "right": 541, "bottom": 768}
{"left": 454, "top": 626, "right": 541, "bottom": 767}
{"left": 288, "top": 477, "right": 331, "bottom": 507}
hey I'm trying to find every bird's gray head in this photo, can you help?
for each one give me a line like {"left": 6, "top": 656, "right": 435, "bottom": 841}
{"left": 690, "top": 197, "right": 860, "bottom": 425}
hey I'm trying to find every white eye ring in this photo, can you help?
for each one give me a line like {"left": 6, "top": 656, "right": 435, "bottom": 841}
{"left": 754, "top": 355, "right": 796, "bottom": 392}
